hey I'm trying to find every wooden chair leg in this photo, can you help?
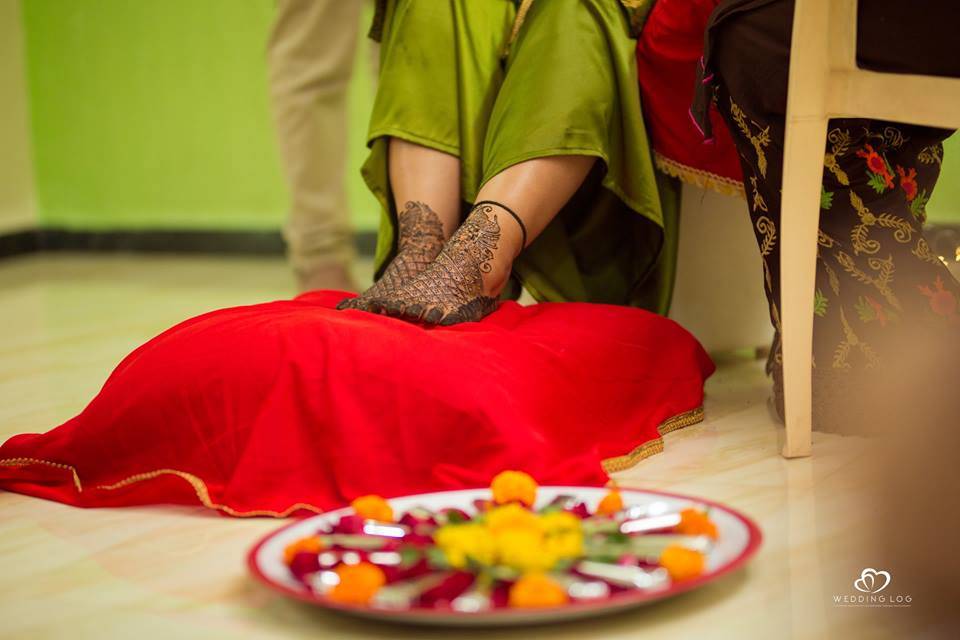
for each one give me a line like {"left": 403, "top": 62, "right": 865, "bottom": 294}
{"left": 778, "top": 117, "right": 827, "bottom": 458}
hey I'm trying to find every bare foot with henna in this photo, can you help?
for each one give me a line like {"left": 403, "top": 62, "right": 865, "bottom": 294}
{"left": 368, "top": 201, "right": 526, "bottom": 325}
{"left": 337, "top": 201, "right": 446, "bottom": 311}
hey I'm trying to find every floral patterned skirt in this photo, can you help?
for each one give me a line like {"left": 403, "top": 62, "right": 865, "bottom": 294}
{"left": 696, "top": 0, "right": 960, "bottom": 433}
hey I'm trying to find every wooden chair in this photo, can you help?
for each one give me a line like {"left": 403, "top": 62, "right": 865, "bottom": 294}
{"left": 779, "top": 0, "right": 960, "bottom": 457}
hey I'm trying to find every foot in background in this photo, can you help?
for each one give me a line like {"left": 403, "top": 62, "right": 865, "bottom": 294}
{"left": 296, "top": 261, "right": 357, "bottom": 293}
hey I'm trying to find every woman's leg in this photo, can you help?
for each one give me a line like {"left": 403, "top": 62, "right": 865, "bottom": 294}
{"left": 707, "top": 0, "right": 960, "bottom": 432}
{"left": 369, "top": 155, "right": 595, "bottom": 324}
{"left": 338, "top": 138, "right": 461, "bottom": 310}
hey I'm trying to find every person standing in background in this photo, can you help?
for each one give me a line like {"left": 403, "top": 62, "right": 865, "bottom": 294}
{"left": 267, "top": 0, "right": 363, "bottom": 292}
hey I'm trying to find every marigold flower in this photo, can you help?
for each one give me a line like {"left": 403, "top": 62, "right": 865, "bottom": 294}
{"left": 328, "top": 562, "right": 387, "bottom": 605}
{"left": 508, "top": 573, "right": 569, "bottom": 608}
{"left": 434, "top": 523, "right": 497, "bottom": 568}
{"left": 491, "top": 470, "right": 538, "bottom": 507}
{"left": 660, "top": 545, "right": 705, "bottom": 581}
{"left": 595, "top": 489, "right": 623, "bottom": 516}
{"left": 350, "top": 494, "right": 394, "bottom": 522}
{"left": 496, "top": 528, "right": 558, "bottom": 573}
{"left": 675, "top": 508, "right": 719, "bottom": 539}
{"left": 486, "top": 503, "right": 542, "bottom": 534}
{"left": 540, "top": 511, "right": 584, "bottom": 559}
{"left": 283, "top": 536, "right": 324, "bottom": 565}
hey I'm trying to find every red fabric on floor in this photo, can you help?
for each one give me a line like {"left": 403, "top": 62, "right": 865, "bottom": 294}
{"left": 0, "top": 291, "right": 713, "bottom": 517}
{"left": 637, "top": 0, "right": 742, "bottom": 185}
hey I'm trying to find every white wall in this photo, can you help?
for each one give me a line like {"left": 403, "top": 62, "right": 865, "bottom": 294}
{"left": 0, "top": 0, "right": 36, "bottom": 233}
{"left": 669, "top": 184, "right": 772, "bottom": 353}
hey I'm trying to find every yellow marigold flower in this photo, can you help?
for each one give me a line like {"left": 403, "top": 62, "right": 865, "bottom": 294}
{"left": 596, "top": 489, "right": 623, "bottom": 516}
{"left": 328, "top": 562, "right": 386, "bottom": 605}
{"left": 434, "top": 523, "right": 497, "bottom": 568}
{"left": 495, "top": 528, "right": 557, "bottom": 573}
{"left": 490, "top": 470, "right": 538, "bottom": 507}
{"left": 508, "top": 572, "right": 569, "bottom": 608}
{"left": 350, "top": 494, "right": 394, "bottom": 522}
{"left": 660, "top": 545, "right": 706, "bottom": 581}
{"left": 539, "top": 510, "right": 581, "bottom": 534}
{"left": 676, "top": 508, "right": 719, "bottom": 539}
{"left": 486, "top": 503, "right": 542, "bottom": 534}
{"left": 540, "top": 511, "right": 584, "bottom": 559}
{"left": 283, "top": 535, "right": 324, "bottom": 565}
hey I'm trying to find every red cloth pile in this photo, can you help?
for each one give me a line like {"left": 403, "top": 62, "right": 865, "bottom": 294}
{"left": 637, "top": 0, "right": 743, "bottom": 193}
{"left": 0, "top": 292, "right": 713, "bottom": 517}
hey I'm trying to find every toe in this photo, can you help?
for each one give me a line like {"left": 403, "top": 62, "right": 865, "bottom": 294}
{"left": 404, "top": 303, "right": 425, "bottom": 320}
{"left": 381, "top": 299, "right": 407, "bottom": 317}
{"left": 423, "top": 307, "right": 445, "bottom": 325}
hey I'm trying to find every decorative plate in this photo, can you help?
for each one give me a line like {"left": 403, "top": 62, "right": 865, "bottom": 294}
{"left": 247, "top": 484, "right": 761, "bottom": 627}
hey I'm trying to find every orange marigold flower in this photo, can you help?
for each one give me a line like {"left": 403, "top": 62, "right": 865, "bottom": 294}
{"left": 660, "top": 545, "right": 706, "bottom": 581}
{"left": 351, "top": 495, "right": 394, "bottom": 522}
{"left": 283, "top": 536, "right": 324, "bottom": 565}
{"left": 328, "top": 562, "right": 387, "bottom": 605}
{"left": 490, "top": 470, "right": 538, "bottom": 507}
{"left": 596, "top": 489, "right": 624, "bottom": 516}
{"left": 508, "top": 572, "right": 569, "bottom": 608}
{"left": 675, "top": 508, "right": 719, "bottom": 539}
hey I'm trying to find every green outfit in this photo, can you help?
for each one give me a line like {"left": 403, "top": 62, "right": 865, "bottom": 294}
{"left": 362, "top": 0, "right": 679, "bottom": 312}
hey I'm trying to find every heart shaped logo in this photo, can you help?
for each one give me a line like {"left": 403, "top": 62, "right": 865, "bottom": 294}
{"left": 854, "top": 568, "right": 891, "bottom": 593}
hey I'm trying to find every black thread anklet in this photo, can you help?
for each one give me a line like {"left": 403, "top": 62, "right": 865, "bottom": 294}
{"left": 473, "top": 200, "right": 527, "bottom": 249}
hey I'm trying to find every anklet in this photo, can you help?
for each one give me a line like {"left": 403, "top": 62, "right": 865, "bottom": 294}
{"left": 473, "top": 200, "right": 527, "bottom": 249}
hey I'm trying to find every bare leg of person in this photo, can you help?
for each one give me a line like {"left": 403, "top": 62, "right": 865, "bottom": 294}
{"left": 338, "top": 138, "right": 461, "bottom": 310}
{"left": 369, "top": 154, "right": 595, "bottom": 324}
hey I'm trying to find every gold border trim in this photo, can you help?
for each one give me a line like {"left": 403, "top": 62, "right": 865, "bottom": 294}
{"left": 2, "top": 406, "right": 706, "bottom": 517}
{"left": 654, "top": 152, "right": 745, "bottom": 199}
{"left": 600, "top": 406, "right": 705, "bottom": 474}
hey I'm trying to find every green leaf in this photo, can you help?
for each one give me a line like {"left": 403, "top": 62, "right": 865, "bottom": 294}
{"left": 820, "top": 187, "right": 833, "bottom": 210}
{"left": 854, "top": 296, "right": 875, "bottom": 323}
{"left": 909, "top": 189, "right": 929, "bottom": 221}
{"left": 867, "top": 171, "right": 888, "bottom": 194}
{"left": 424, "top": 546, "right": 450, "bottom": 569}
{"left": 813, "top": 289, "right": 828, "bottom": 317}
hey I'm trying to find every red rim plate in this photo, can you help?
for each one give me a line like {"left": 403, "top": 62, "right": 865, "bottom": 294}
{"left": 247, "top": 486, "right": 763, "bottom": 626}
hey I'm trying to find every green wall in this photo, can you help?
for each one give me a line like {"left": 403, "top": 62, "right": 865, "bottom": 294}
{"left": 928, "top": 136, "right": 960, "bottom": 224}
{"left": 21, "top": 0, "right": 379, "bottom": 231}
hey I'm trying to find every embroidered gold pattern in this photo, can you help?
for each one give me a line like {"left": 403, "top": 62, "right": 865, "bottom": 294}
{"left": 824, "top": 128, "right": 852, "bottom": 185}
{"left": 601, "top": 407, "right": 705, "bottom": 473}
{"left": 0, "top": 457, "right": 82, "bottom": 492}
{"left": 653, "top": 152, "right": 745, "bottom": 199}
{"left": 749, "top": 176, "right": 768, "bottom": 213}
{"left": 912, "top": 237, "right": 943, "bottom": 266}
{"left": 756, "top": 214, "right": 777, "bottom": 292}
{"left": 834, "top": 250, "right": 901, "bottom": 311}
{"left": 917, "top": 144, "right": 943, "bottom": 166}
{"left": 730, "top": 98, "right": 770, "bottom": 178}
{"left": 833, "top": 308, "right": 880, "bottom": 370}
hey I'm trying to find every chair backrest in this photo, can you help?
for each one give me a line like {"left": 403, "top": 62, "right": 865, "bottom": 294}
{"left": 792, "top": 0, "right": 960, "bottom": 129}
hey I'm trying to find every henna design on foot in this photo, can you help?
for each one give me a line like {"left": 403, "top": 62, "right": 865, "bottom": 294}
{"left": 337, "top": 201, "right": 445, "bottom": 311}
{"left": 368, "top": 203, "right": 513, "bottom": 325}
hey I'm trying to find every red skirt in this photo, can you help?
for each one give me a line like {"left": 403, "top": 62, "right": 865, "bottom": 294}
{"left": 637, "top": 0, "right": 743, "bottom": 196}
{"left": 0, "top": 291, "right": 713, "bottom": 517}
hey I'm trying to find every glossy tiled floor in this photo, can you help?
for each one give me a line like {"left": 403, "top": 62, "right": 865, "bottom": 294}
{"left": 0, "top": 254, "right": 905, "bottom": 639}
